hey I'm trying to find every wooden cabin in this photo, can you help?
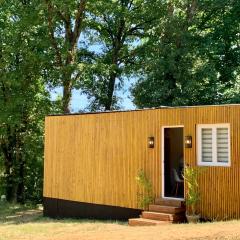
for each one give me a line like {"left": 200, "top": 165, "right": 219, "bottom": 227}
{"left": 43, "top": 104, "right": 240, "bottom": 222}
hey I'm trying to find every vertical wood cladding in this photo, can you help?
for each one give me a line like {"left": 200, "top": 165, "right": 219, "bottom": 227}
{"left": 44, "top": 105, "right": 240, "bottom": 220}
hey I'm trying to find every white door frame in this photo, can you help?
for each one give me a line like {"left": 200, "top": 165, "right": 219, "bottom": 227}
{"left": 161, "top": 125, "right": 184, "bottom": 200}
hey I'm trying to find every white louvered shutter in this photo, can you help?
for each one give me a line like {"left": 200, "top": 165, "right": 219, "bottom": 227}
{"left": 201, "top": 128, "right": 213, "bottom": 162}
{"left": 217, "top": 128, "right": 229, "bottom": 163}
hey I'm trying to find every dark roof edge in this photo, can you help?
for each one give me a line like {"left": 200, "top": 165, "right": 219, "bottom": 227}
{"left": 46, "top": 104, "right": 240, "bottom": 117}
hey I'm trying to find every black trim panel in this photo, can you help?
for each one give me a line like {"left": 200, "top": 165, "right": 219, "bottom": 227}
{"left": 43, "top": 197, "right": 142, "bottom": 220}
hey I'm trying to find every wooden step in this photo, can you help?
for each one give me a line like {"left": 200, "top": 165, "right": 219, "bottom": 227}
{"left": 155, "top": 198, "right": 185, "bottom": 207}
{"left": 128, "top": 218, "right": 170, "bottom": 226}
{"left": 142, "top": 211, "right": 185, "bottom": 222}
{"left": 149, "top": 204, "right": 185, "bottom": 214}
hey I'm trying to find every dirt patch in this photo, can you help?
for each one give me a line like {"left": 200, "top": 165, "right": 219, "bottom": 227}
{"left": 38, "top": 222, "right": 240, "bottom": 240}
{"left": 1, "top": 216, "right": 240, "bottom": 240}
{"left": 1, "top": 207, "right": 240, "bottom": 240}
{"left": 3, "top": 209, "right": 42, "bottom": 224}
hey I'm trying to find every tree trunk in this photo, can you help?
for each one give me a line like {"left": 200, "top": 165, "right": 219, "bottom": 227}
{"left": 1, "top": 134, "right": 15, "bottom": 202}
{"left": 4, "top": 157, "right": 15, "bottom": 202}
{"left": 16, "top": 163, "right": 25, "bottom": 203}
{"left": 16, "top": 135, "right": 25, "bottom": 203}
{"left": 105, "top": 72, "right": 117, "bottom": 110}
{"left": 104, "top": 45, "right": 120, "bottom": 111}
{"left": 62, "top": 78, "right": 72, "bottom": 113}
{"left": 45, "top": 1, "right": 86, "bottom": 114}
{"left": 1, "top": 124, "right": 27, "bottom": 203}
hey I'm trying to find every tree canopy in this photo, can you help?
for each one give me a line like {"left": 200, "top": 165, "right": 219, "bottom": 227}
{"left": 0, "top": 0, "right": 239, "bottom": 203}
{"left": 131, "top": 0, "right": 240, "bottom": 107}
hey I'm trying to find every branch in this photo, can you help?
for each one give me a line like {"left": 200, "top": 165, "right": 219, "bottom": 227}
{"left": 72, "top": 0, "right": 87, "bottom": 48}
{"left": 125, "top": 18, "right": 156, "bottom": 38}
{"left": 52, "top": 7, "right": 73, "bottom": 45}
{"left": 198, "top": 2, "right": 228, "bottom": 30}
{"left": 127, "top": 0, "right": 134, "bottom": 10}
{"left": 186, "top": 0, "right": 197, "bottom": 24}
{"left": 102, "top": 14, "right": 115, "bottom": 42}
{"left": 128, "top": 2, "right": 142, "bottom": 13}
{"left": 56, "top": 10, "right": 68, "bottom": 23}
{"left": 0, "top": 79, "right": 9, "bottom": 103}
{"left": 119, "top": 48, "right": 137, "bottom": 65}
{"left": 116, "top": 18, "right": 126, "bottom": 45}
{"left": 64, "top": 13, "right": 73, "bottom": 44}
{"left": 45, "top": 0, "right": 63, "bottom": 67}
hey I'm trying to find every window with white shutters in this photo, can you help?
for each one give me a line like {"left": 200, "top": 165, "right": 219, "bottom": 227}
{"left": 197, "top": 124, "right": 230, "bottom": 166}
{"left": 201, "top": 128, "right": 213, "bottom": 162}
{"left": 217, "top": 128, "right": 229, "bottom": 163}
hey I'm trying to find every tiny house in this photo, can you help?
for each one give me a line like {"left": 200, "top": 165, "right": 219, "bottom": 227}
{"left": 43, "top": 104, "right": 240, "bottom": 220}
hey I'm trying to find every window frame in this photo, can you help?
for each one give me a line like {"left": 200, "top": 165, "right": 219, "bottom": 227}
{"left": 197, "top": 123, "right": 231, "bottom": 167}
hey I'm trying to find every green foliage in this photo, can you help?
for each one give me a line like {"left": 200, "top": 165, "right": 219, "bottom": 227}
{"left": 0, "top": 0, "right": 57, "bottom": 203}
{"left": 80, "top": 0, "right": 162, "bottom": 110}
{"left": 184, "top": 166, "right": 204, "bottom": 215}
{"left": 131, "top": 0, "right": 240, "bottom": 108}
{"left": 136, "top": 169, "right": 154, "bottom": 209}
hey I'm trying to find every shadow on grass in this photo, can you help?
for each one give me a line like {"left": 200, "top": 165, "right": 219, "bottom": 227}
{"left": 0, "top": 202, "right": 43, "bottom": 224}
{"left": 0, "top": 202, "right": 127, "bottom": 226}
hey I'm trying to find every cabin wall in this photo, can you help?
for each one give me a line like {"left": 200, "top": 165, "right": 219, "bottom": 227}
{"left": 44, "top": 105, "right": 240, "bottom": 220}
{"left": 44, "top": 110, "right": 163, "bottom": 210}
{"left": 184, "top": 106, "right": 240, "bottom": 220}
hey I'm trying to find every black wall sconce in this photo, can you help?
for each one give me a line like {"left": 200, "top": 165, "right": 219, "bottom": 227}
{"left": 185, "top": 136, "right": 192, "bottom": 148}
{"left": 148, "top": 137, "right": 154, "bottom": 148}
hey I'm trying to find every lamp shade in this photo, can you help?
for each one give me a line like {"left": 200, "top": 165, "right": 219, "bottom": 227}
{"left": 148, "top": 137, "right": 154, "bottom": 148}
{"left": 185, "top": 136, "right": 192, "bottom": 148}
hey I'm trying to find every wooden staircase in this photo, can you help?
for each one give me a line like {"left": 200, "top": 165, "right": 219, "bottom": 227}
{"left": 128, "top": 198, "right": 186, "bottom": 226}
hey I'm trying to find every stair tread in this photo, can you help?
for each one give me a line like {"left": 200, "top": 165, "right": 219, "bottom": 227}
{"left": 149, "top": 204, "right": 185, "bottom": 209}
{"left": 155, "top": 198, "right": 183, "bottom": 201}
{"left": 142, "top": 210, "right": 185, "bottom": 222}
{"left": 149, "top": 205, "right": 185, "bottom": 214}
{"left": 128, "top": 218, "right": 170, "bottom": 226}
{"left": 129, "top": 218, "right": 168, "bottom": 223}
{"left": 143, "top": 211, "right": 175, "bottom": 215}
{"left": 128, "top": 199, "right": 186, "bottom": 226}
{"left": 155, "top": 198, "right": 185, "bottom": 207}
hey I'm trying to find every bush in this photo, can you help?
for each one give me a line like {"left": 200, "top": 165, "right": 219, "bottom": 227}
{"left": 184, "top": 166, "right": 204, "bottom": 215}
{"left": 136, "top": 169, "right": 154, "bottom": 209}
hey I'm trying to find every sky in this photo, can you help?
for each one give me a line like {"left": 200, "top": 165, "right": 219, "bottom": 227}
{"left": 50, "top": 79, "right": 136, "bottom": 112}
{"left": 50, "top": 33, "right": 139, "bottom": 112}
